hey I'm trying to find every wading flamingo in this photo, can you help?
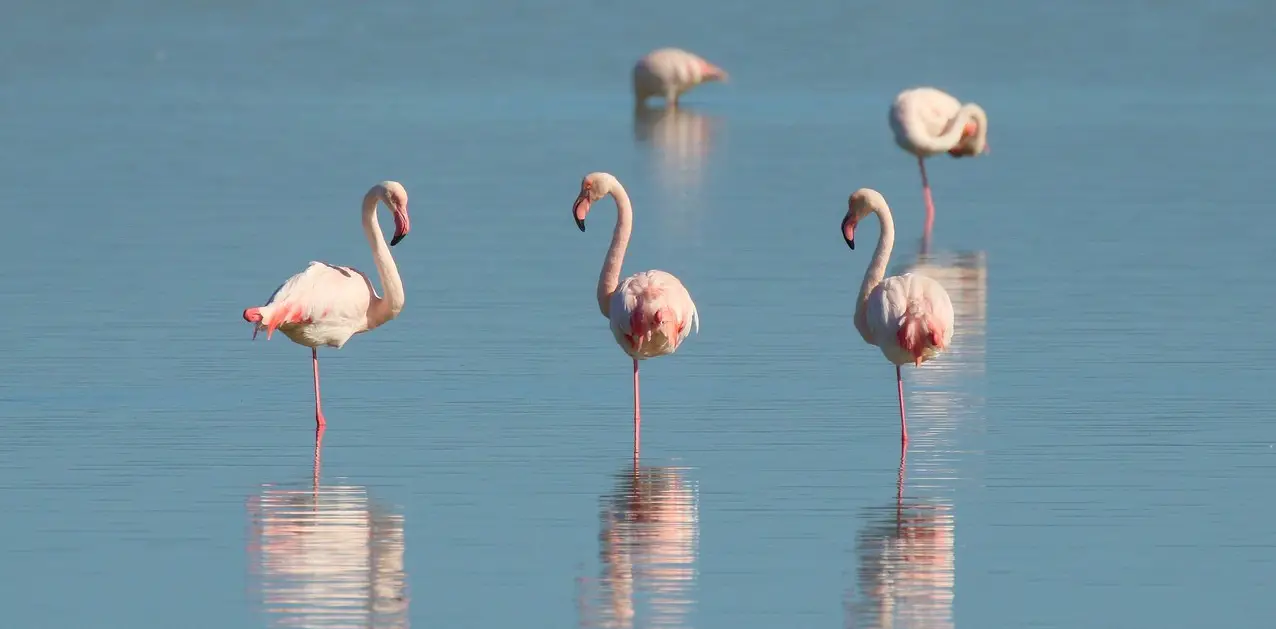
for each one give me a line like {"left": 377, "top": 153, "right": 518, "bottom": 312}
{"left": 242, "top": 181, "right": 411, "bottom": 430}
{"left": 573, "top": 172, "right": 700, "bottom": 456}
{"left": 633, "top": 48, "right": 728, "bottom": 108}
{"left": 889, "top": 87, "right": 988, "bottom": 246}
{"left": 842, "top": 188, "right": 953, "bottom": 446}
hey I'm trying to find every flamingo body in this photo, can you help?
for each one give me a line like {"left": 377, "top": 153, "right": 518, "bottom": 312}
{"left": 889, "top": 87, "right": 987, "bottom": 158}
{"left": 632, "top": 48, "right": 727, "bottom": 107}
{"left": 243, "top": 261, "right": 381, "bottom": 349}
{"left": 863, "top": 273, "right": 954, "bottom": 367}
{"left": 609, "top": 270, "right": 700, "bottom": 360}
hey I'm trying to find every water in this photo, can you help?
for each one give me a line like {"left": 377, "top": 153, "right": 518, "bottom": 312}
{"left": 1, "top": 1, "right": 1274, "bottom": 627}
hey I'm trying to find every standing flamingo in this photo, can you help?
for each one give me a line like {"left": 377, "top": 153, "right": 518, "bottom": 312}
{"left": 242, "top": 181, "right": 411, "bottom": 430}
{"left": 889, "top": 87, "right": 989, "bottom": 245}
{"left": 632, "top": 48, "right": 728, "bottom": 108}
{"left": 842, "top": 188, "right": 954, "bottom": 445}
{"left": 572, "top": 172, "right": 700, "bottom": 455}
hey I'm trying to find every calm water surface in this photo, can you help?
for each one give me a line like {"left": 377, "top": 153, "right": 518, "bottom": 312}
{"left": 2, "top": 1, "right": 1274, "bottom": 628}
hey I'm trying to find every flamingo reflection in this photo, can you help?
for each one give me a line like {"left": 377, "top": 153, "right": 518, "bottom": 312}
{"left": 579, "top": 463, "right": 699, "bottom": 629}
{"left": 847, "top": 450, "right": 955, "bottom": 629}
{"left": 892, "top": 249, "right": 988, "bottom": 439}
{"left": 247, "top": 433, "right": 409, "bottom": 629}
{"left": 633, "top": 104, "right": 717, "bottom": 197}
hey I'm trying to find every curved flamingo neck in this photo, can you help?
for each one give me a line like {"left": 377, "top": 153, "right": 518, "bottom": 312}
{"left": 597, "top": 183, "right": 634, "bottom": 317}
{"left": 362, "top": 189, "right": 405, "bottom": 328}
{"left": 854, "top": 202, "right": 895, "bottom": 343}
{"left": 906, "top": 103, "right": 986, "bottom": 153}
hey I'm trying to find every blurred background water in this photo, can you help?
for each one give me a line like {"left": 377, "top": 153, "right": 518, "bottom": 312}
{"left": 1, "top": 0, "right": 1274, "bottom": 628}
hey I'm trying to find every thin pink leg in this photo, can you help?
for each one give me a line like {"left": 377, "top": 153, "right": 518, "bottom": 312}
{"left": 896, "top": 365, "right": 909, "bottom": 446}
{"left": 312, "top": 348, "right": 327, "bottom": 431}
{"left": 633, "top": 358, "right": 641, "bottom": 459}
{"left": 918, "top": 156, "right": 935, "bottom": 250}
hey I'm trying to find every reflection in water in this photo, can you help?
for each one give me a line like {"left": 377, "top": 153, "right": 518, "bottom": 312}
{"left": 847, "top": 452, "right": 956, "bottom": 629}
{"left": 633, "top": 104, "right": 716, "bottom": 196}
{"left": 247, "top": 440, "right": 409, "bottom": 629}
{"left": 894, "top": 249, "right": 988, "bottom": 434}
{"left": 580, "top": 463, "right": 699, "bottom": 629}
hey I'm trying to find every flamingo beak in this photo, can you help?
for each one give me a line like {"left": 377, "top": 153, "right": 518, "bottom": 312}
{"left": 843, "top": 217, "right": 856, "bottom": 249}
{"left": 573, "top": 195, "right": 590, "bottom": 232}
{"left": 390, "top": 203, "right": 410, "bottom": 246}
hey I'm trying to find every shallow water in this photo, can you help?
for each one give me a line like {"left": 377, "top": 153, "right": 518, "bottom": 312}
{"left": 1, "top": 1, "right": 1274, "bottom": 628}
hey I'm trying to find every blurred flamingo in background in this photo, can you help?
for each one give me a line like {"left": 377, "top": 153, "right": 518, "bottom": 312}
{"left": 242, "top": 181, "right": 411, "bottom": 430}
{"left": 573, "top": 172, "right": 700, "bottom": 456}
{"left": 632, "top": 48, "right": 728, "bottom": 108}
{"left": 889, "top": 87, "right": 989, "bottom": 246}
{"left": 842, "top": 188, "right": 953, "bottom": 446}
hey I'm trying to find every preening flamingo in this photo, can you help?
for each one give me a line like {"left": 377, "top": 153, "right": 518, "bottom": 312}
{"left": 842, "top": 188, "right": 954, "bottom": 445}
{"left": 632, "top": 48, "right": 728, "bottom": 108}
{"left": 573, "top": 172, "right": 700, "bottom": 455}
{"left": 242, "top": 181, "right": 411, "bottom": 430}
{"left": 889, "top": 87, "right": 988, "bottom": 244}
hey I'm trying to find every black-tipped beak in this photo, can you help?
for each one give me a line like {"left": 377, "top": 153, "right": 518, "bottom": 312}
{"left": 572, "top": 195, "right": 590, "bottom": 232}
{"left": 842, "top": 217, "right": 856, "bottom": 250}
{"left": 390, "top": 204, "right": 409, "bottom": 246}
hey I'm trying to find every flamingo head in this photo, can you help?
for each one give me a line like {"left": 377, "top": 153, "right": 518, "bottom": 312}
{"left": 573, "top": 172, "right": 619, "bottom": 232}
{"left": 947, "top": 105, "right": 989, "bottom": 158}
{"left": 843, "top": 188, "right": 888, "bottom": 250}
{"left": 695, "top": 58, "right": 729, "bottom": 84}
{"left": 377, "top": 180, "right": 410, "bottom": 246}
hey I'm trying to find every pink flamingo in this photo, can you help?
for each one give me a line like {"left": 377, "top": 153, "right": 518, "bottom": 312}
{"left": 889, "top": 87, "right": 989, "bottom": 244}
{"left": 242, "top": 181, "right": 411, "bottom": 430}
{"left": 573, "top": 172, "right": 700, "bottom": 455}
{"left": 842, "top": 188, "right": 954, "bottom": 446}
{"left": 633, "top": 48, "right": 728, "bottom": 108}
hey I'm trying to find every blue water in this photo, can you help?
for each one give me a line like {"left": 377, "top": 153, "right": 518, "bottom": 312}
{"left": 1, "top": 1, "right": 1274, "bottom": 627}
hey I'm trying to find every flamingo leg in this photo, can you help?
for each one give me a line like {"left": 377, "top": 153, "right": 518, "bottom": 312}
{"left": 897, "top": 365, "right": 909, "bottom": 446}
{"left": 633, "top": 358, "right": 641, "bottom": 458}
{"left": 312, "top": 348, "right": 326, "bottom": 430}
{"left": 918, "top": 156, "right": 935, "bottom": 248}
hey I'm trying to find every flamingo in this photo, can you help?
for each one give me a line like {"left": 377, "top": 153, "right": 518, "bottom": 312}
{"left": 632, "top": 48, "right": 728, "bottom": 108}
{"left": 242, "top": 181, "right": 411, "bottom": 430}
{"left": 572, "top": 172, "right": 700, "bottom": 455}
{"left": 842, "top": 188, "right": 954, "bottom": 446}
{"left": 889, "top": 87, "right": 989, "bottom": 245}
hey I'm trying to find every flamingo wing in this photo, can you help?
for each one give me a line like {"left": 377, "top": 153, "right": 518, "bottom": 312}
{"left": 609, "top": 270, "right": 699, "bottom": 358}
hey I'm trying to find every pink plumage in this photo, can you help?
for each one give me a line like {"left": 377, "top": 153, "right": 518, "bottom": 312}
{"left": 842, "top": 188, "right": 955, "bottom": 446}
{"left": 241, "top": 181, "right": 412, "bottom": 430}
{"left": 573, "top": 172, "right": 700, "bottom": 456}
